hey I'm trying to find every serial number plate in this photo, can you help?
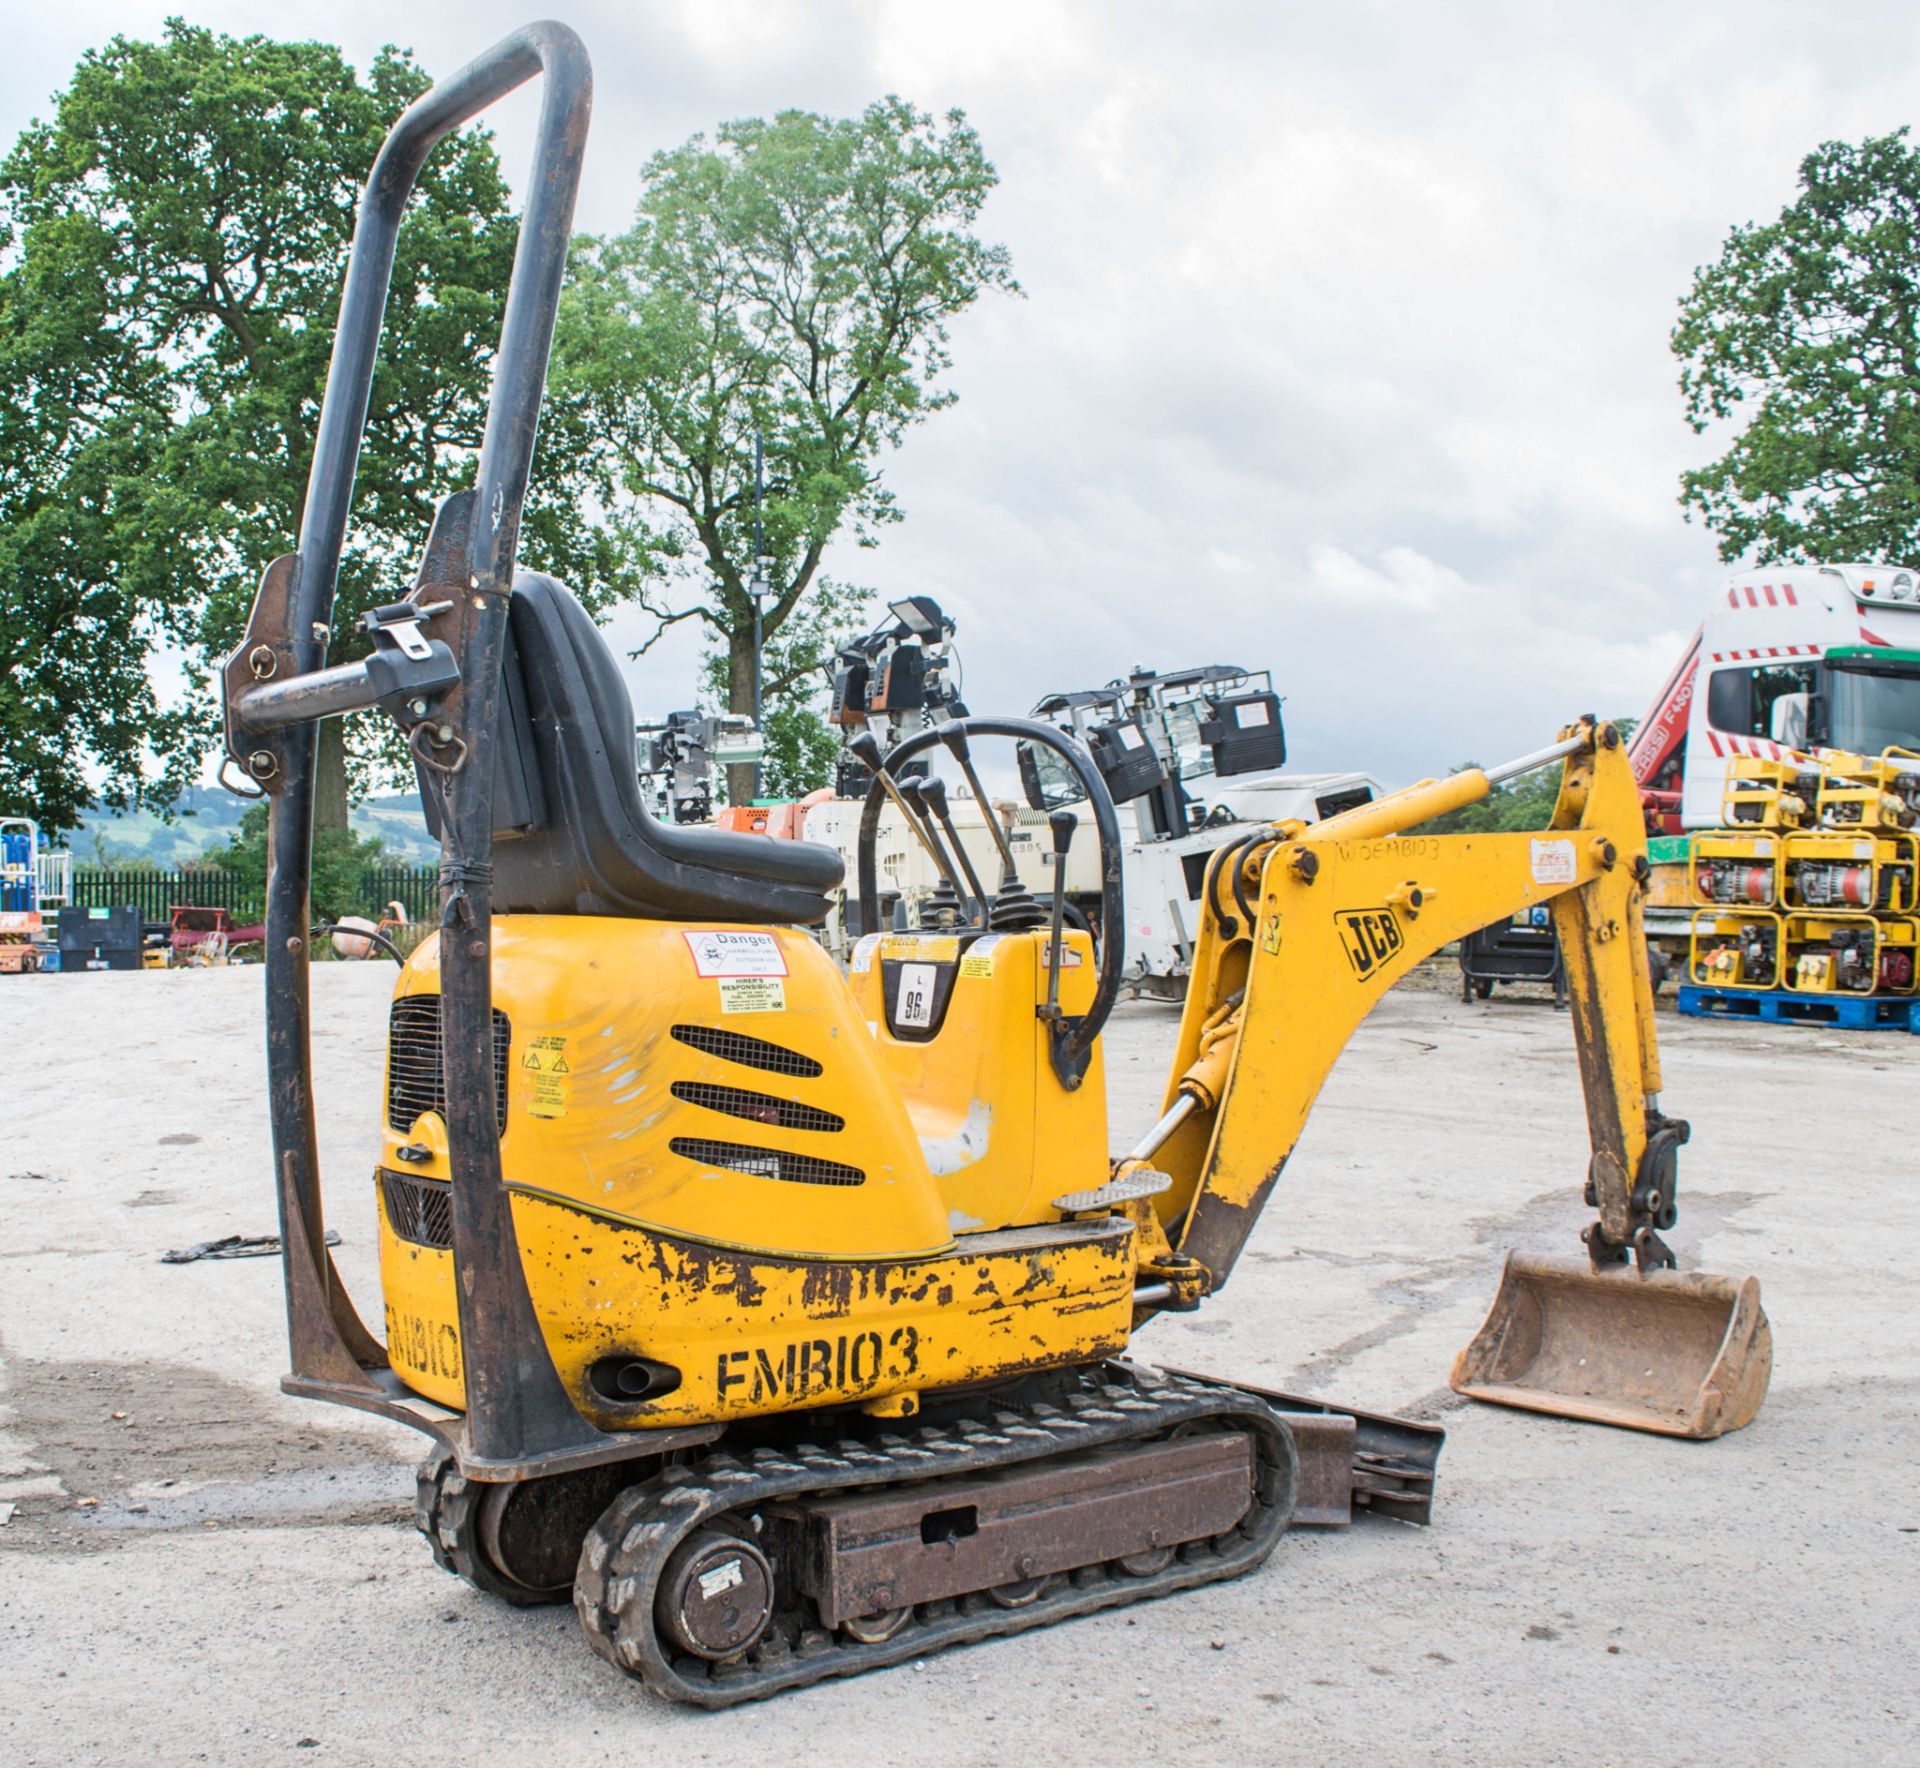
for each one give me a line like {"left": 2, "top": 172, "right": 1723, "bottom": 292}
{"left": 895, "top": 962, "right": 938, "bottom": 1029}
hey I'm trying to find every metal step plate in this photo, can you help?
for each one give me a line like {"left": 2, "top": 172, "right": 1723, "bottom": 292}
{"left": 1052, "top": 1168, "right": 1172, "bottom": 1213}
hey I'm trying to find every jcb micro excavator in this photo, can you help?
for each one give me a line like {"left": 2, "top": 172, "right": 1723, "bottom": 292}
{"left": 220, "top": 23, "right": 1772, "bottom": 1707}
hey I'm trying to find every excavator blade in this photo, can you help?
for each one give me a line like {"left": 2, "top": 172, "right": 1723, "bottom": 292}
{"left": 1449, "top": 1253, "right": 1772, "bottom": 1440}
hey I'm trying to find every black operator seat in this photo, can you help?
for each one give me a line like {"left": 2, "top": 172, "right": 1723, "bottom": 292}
{"left": 421, "top": 572, "right": 842, "bottom": 924}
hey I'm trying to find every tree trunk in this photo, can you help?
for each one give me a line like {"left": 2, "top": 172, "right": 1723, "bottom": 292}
{"left": 725, "top": 625, "right": 758, "bottom": 810}
{"left": 314, "top": 718, "right": 350, "bottom": 836}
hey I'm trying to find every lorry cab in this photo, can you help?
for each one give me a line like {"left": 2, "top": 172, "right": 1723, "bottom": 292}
{"left": 1633, "top": 563, "right": 1920, "bottom": 832}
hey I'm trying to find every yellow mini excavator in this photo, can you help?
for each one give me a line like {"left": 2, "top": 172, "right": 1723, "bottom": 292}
{"left": 220, "top": 23, "right": 1771, "bottom": 1708}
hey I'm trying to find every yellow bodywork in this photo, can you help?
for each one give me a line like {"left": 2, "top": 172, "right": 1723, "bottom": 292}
{"left": 371, "top": 718, "right": 1765, "bottom": 1442}
{"left": 377, "top": 916, "right": 1130, "bottom": 1427}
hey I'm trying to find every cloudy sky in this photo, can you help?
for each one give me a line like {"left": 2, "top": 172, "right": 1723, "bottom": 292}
{"left": 9, "top": 1, "right": 1918, "bottom": 786}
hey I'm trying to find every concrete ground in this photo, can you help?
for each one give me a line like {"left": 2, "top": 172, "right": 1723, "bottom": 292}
{"left": 1, "top": 962, "right": 1914, "bottom": 1767}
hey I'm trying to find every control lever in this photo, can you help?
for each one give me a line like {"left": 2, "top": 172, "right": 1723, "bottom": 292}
{"left": 1042, "top": 808, "right": 1077, "bottom": 1022}
{"left": 919, "top": 776, "right": 988, "bottom": 918}
{"left": 899, "top": 778, "right": 975, "bottom": 926}
{"left": 847, "top": 733, "right": 973, "bottom": 912}
{"left": 938, "top": 723, "right": 1022, "bottom": 886}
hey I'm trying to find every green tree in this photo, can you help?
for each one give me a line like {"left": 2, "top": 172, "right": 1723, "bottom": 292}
{"left": 553, "top": 97, "right": 1017, "bottom": 802}
{"left": 1413, "top": 722, "right": 1638, "bottom": 835}
{"left": 0, "top": 22, "right": 614, "bottom": 833}
{"left": 208, "top": 801, "right": 385, "bottom": 922}
{"left": 1673, "top": 129, "right": 1920, "bottom": 563}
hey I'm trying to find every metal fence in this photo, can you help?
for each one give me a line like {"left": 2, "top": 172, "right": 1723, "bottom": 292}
{"left": 359, "top": 866, "right": 439, "bottom": 923}
{"left": 71, "top": 865, "right": 438, "bottom": 926}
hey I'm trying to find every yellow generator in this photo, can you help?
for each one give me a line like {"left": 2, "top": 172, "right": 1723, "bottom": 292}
{"left": 217, "top": 23, "right": 1772, "bottom": 1707}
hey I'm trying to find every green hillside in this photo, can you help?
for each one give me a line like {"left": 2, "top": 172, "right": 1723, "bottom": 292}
{"left": 73, "top": 788, "right": 438, "bottom": 867}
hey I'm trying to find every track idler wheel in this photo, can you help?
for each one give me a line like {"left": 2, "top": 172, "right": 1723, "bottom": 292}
{"left": 416, "top": 1446, "right": 639, "bottom": 1607}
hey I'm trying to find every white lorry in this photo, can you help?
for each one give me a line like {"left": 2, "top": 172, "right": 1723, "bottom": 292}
{"left": 1630, "top": 561, "right": 1920, "bottom": 963}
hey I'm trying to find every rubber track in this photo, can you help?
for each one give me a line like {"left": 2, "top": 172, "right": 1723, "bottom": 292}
{"left": 573, "top": 1370, "right": 1297, "bottom": 1707}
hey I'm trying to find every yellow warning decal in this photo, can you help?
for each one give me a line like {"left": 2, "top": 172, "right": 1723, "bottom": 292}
{"left": 522, "top": 1033, "right": 571, "bottom": 1118}
{"left": 958, "top": 932, "right": 1006, "bottom": 979}
{"left": 881, "top": 935, "right": 960, "bottom": 963}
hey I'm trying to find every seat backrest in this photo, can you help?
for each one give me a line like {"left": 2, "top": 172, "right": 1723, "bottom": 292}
{"left": 419, "top": 573, "right": 842, "bottom": 923}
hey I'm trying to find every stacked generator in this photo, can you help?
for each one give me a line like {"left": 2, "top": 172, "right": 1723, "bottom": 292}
{"left": 1685, "top": 749, "right": 1920, "bottom": 1011}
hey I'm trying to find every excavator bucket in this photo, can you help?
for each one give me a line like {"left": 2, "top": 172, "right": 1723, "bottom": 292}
{"left": 1450, "top": 1254, "right": 1772, "bottom": 1440}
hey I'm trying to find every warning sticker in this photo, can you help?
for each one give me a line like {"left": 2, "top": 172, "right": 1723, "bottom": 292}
{"left": 683, "top": 929, "right": 789, "bottom": 978}
{"left": 1039, "top": 943, "right": 1084, "bottom": 969}
{"left": 522, "top": 1034, "right": 571, "bottom": 1119}
{"left": 881, "top": 934, "right": 960, "bottom": 963}
{"left": 849, "top": 933, "right": 883, "bottom": 975}
{"left": 719, "top": 976, "right": 787, "bottom": 1015}
{"left": 959, "top": 933, "right": 1005, "bottom": 980}
{"left": 1529, "top": 838, "right": 1577, "bottom": 886}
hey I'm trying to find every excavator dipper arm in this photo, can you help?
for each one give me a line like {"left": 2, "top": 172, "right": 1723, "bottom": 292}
{"left": 1126, "top": 719, "right": 1771, "bottom": 1439}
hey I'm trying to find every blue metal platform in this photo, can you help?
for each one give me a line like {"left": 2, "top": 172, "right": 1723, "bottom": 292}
{"left": 1677, "top": 983, "right": 1920, "bottom": 1032}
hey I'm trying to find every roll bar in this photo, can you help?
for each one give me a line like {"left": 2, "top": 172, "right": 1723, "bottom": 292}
{"left": 221, "top": 25, "right": 665, "bottom": 1480}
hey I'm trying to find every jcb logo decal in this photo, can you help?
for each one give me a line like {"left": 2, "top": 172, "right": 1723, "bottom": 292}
{"left": 1336, "top": 907, "right": 1403, "bottom": 979}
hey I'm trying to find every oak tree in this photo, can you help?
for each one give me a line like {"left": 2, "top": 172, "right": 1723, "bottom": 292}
{"left": 553, "top": 98, "right": 1017, "bottom": 802}
{"left": 1674, "top": 130, "right": 1920, "bottom": 563}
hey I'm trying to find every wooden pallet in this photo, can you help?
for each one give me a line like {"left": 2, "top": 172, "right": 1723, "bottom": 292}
{"left": 1677, "top": 983, "right": 1920, "bottom": 1031}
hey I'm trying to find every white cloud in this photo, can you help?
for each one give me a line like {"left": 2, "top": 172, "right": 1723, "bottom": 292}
{"left": 10, "top": 0, "right": 1920, "bottom": 788}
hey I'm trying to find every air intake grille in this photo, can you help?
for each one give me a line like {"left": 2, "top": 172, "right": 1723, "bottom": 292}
{"left": 670, "top": 1081, "right": 844, "bottom": 1134}
{"left": 669, "top": 1136, "right": 865, "bottom": 1188}
{"left": 381, "top": 1169, "right": 453, "bottom": 1249}
{"left": 670, "top": 1024, "right": 823, "bottom": 1078}
{"left": 387, "top": 995, "right": 511, "bottom": 1135}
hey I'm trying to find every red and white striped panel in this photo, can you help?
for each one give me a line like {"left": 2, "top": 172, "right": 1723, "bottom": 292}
{"left": 1703, "top": 731, "right": 1814, "bottom": 761}
{"left": 1707, "top": 645, "right": 1821, "bottom": 662}
{"left": 1724, "top": 582, "right": 1801, "bottom": 608}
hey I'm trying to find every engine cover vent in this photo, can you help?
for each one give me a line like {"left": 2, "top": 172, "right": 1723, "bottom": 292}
{"left": 670, "top": 1024, "right": 823, "bottom": 1079}
{"left": 669, "top": 1081, "right": 844, "bottom": 1134}
{"left": 387, "top": 995, "right": 510, "bottom": 1135}
{"left": 669, "top": 1136, "right": 864, "bottom": 1188}
{"left": 381, "top": 1168, "right": 454, "bottom": 1249}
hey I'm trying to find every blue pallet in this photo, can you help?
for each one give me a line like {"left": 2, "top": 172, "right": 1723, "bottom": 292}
{"left": 1677, "top": 983, "right": 1920, "bottom": 1032}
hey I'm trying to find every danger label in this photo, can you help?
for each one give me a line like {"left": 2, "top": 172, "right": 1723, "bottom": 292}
{"left": 523, "top": 1034, "right": 571, "bottom": 1119}
{"left": 1529, "top": 838, "right": 1577, "bottom": 886}
{"left": 719, "top": 976, "right": 786, "bottom": 1015}
{"left": 684, "top": 929, "right": 789, "bottom": 978}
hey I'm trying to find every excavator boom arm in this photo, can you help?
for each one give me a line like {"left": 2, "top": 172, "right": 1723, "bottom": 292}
{"left": 1150, "top": 721, "right": 1668, "bottom": 1288}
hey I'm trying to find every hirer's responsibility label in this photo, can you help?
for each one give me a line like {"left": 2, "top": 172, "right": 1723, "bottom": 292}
{"left": 718, "top": 976, "right": 786, "bottom": 1015}
{"left": 1529, "top": 838, "right": 1577, "bottom": 886}
{"left": 684, "top": 929, "right": 789, "bottom": 978}
{"left": 849, "top": 933, "right": 883, "bottom": 974}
